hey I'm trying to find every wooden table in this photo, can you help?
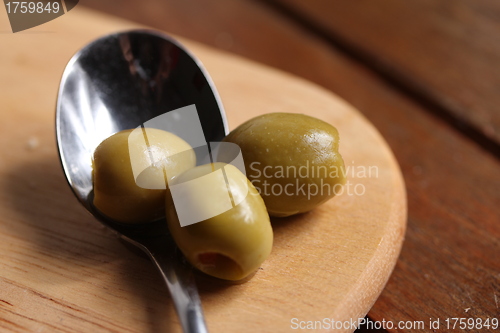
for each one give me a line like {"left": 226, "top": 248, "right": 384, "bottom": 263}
{"left": 0, "top": 0, "right": 497, "bottom": 332}
{"left": 77, "top": 0, "right": 500, "bottom": 332}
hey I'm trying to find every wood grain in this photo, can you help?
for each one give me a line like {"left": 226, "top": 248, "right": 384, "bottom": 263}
{"left": 77, "top": 0, "right": 500, "bottom": 331}
{"left": 267, "top": 0, "right": 500, "bottom": 149}
{"left": 0, "top": 7, "right": 405, "bottom": 333}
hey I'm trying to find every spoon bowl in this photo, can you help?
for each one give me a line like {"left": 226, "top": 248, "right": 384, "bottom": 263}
{"left": 56, "top": 29, "right": 228, "bottom": 333}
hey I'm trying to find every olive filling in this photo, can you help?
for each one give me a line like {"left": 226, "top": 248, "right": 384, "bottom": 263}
{"left": 197, "top": 252, "right": 243, "bottom": 280}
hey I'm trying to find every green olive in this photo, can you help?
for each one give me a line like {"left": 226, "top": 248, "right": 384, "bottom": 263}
{"left": 223, "top": 113, "right": 346, "bottom": 217}
{"left": 93, "top": 128, "right": 196, "bottom": 223}
{"left": 165, "top": 163, "right": 273, "bottom": 281}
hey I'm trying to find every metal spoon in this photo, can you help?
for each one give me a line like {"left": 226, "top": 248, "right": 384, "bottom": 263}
{"left": 56, "top": 29, "right": 228, "bottom": 333}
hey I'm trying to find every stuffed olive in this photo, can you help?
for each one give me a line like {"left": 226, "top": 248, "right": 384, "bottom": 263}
{"left": 92, "top": 128, "right": 195, "bottom": 223}
{"left": 223, "top": 113, "right": 346, "bottom": 217}
{"left": 165, "top": 163, "right": 273, "bottom": 281}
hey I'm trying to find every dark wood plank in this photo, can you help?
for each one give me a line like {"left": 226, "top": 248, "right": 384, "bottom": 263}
{"left": 80, "top": 0, "right": 500, "bottom": 331}
{"left": 267, "top": 0, "right": 500, "bottom": 151}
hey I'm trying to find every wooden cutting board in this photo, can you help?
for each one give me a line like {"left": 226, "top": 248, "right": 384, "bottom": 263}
{"left": 0, "top": 7, "right": 406, "bottom": 333}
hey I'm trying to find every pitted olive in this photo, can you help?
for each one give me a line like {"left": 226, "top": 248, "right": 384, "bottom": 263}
{"left": 92, "top": 128, "right": 196, "bottom": 223}
{"left": 223, "top": 113, "right": 346, "bottom": 217}
{"left": 165, "top": 163, "right": 273, "bottom": 281}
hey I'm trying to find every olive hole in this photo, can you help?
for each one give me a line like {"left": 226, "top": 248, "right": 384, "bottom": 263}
{"left": 197, "top": 252, "right": 243, "bottom": 280}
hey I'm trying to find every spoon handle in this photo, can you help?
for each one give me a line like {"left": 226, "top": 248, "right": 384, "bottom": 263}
{"left": 123, "top": 235, "right": 208, "bottom": 333}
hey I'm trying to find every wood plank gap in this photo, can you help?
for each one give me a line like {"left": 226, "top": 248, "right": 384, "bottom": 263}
{"left": 259, "top": 0, "right": 500, "bottom": 159}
